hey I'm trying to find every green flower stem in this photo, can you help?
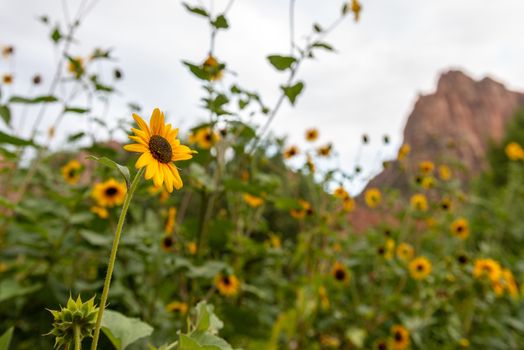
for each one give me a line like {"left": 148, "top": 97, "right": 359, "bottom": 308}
{"left": 74, "top": 324, "right": 82, "bottom": 350}
{"left": 91, "top": 167, "right": 144, "bottom": 350}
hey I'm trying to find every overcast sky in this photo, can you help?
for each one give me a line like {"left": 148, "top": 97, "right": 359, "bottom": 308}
{"left": 2, "top": 0, "right": 524, "bottom": 193}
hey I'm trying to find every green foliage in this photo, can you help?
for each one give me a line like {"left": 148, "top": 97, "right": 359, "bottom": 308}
{"left": 101, "top": 310, "right": 154, "bottom": 350}
{"left": 0, "top": 327, "right": 14, "bottom": 350}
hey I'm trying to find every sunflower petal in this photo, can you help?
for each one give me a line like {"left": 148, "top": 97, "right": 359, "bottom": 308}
{"left": 145, "top": 161, "right": 158, "bottom": 180}
{"left": 168, "top": 163, "right": 183, "bottom": 190}
{"left": 150, "top": 108, "right": 161, "bottom": 135}
{"left": 172, "top": 145, "right": 195, "bottom": 161}
{"left": 153, "top": 164, "right": 164, "bottom": 187}
{"left": 128, "top": 135, "right": 148, "bottom": 146}
{"left": 123, "top": 143, "right": 147, "bottom": 153}
{"left": 133, "top": 113, "right": 150, "bottom": 135}
{"left": 136, "top": 152, "right": 153, "bottom": 168}
{"left": 163, "top": 165, "right": 174, "bottom": 193}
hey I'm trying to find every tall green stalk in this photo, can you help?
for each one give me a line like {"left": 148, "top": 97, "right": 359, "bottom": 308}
{"left": 90, "top": 168, "right": 144, "bottom": 350}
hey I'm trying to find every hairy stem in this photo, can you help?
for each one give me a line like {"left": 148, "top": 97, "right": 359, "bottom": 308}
{"left": 90, "top": 167, "right": 144, "bottom": 350}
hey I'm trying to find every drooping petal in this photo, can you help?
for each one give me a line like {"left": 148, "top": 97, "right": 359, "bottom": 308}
{"left": 172, "top": 145, "right": 195, "bottom": 161}
{"left": 145, "top": 161, "right": 158, "bottom": 180}
{"left": 123, "top": 143, "right": 147, "bottom": 153}
{"left": 136, "top": 152, "right": 153, "bottom": 168}
{"left": 133, "top": 113, "right": 150, "bottom": 135}
{"left": 163, "top": 164, "right": 174, "bottom": 193}
{"left": 168, "top": 163, "right": 183, "bottom": 190}
{"left": 153, "top": 163, "right": 164, "bottom": 187}
{"left": 131, "top": 127, "right": 149, "bottom": 140}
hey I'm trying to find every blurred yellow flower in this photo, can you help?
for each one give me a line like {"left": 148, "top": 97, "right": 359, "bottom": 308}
{"left": 1, "top": 45, "right": 14, "bottom": 58}
{"left": 165, "top": 207, "right": 177, "bottom": 234}
{"left": 2, "top": 74, "right": 13, "bottom": 85}
{"left": 473, "top": 258, "right": 501, "bottom": 282}
{"left": 397, "top": 143, "right": 410, "bottom": 161}
{"left": 91, "top": 178, "right": 126, "bottom": 207}
{"left": 365, "top": 188, "right": 381, "bottom": 208}
{"left": 284, "top": 145, "right": 299, "bottom": 159}
{"left": 351, "top": 0, "right": 362, "bottom": 22}
{"left": 409, "top": 256, "right": 432, "bottom": 280}
{"left": 331, "top": 261, "right": 350, "bottom": 284}
{"left": 343, "top": 197, "right": 356, "bottom": 212}
{"left": 421, "top": 176, "right": 435, "bottom": 189}
{"left": 391, "top": 325, "right": 410, "bottom": 350}
{"left": 124, "top": 108, "right": 195, "bottom": 192}
{"left": 458, "top": 338, "right": 470, "bottom": 348}
{"left": 290, "top": 199, "right": 312, "bottom": 219}
{"left": 450, "top": 218, "right": 469, "bottom": 240}
{"left": 267, "top": 234, "right": 281, "bottom": 249}
{"left": 410, "top": 193, "right": 428, "bottom": 211}
{"left": 161, "top": 235, "right": 176, "bottom": 253}
{"left": 243, "top": 193, "right": 264, "bottom": 208}
{"left": 440, "top": 197, "right": 452, "bottom": 211}
{"left": 67, "top": 56, "right": 84, "bottom": 78}
{"left": 334, "top": 186, "right": 349, "bottom": 200}
{"left": 317, "top": 143, "right": 332, "bottom": 157}
{"left": 165, "top": 301, "right": 188, "bottom": 314}
{"left": 396, "top": 242, "right": 414, "bottom": 262}
{"left": 419, "top": 161, "right": 434, "bottom": 175}
{"left": 61, "top": 160, "right": 82, "bottom": 185}
{"left": 305, "top": 128, "right": 319, "bottom": 142}
{"left": 90, "top": 206, "right": 108, "bottom": 219}
{"left": 438, "top": 164, "right": 452, "bottom": 181}
{"left": 191, "top": 127, "right": 221, "bottom": 149}
{"left": 215, "top": 274, "right": 240, "bottom": 297}
{"left": 505, "top": 142, "right": 524, "bottom": 161}
{"left": 187, "top": 241, "right": 197, "bottom": 255}
{"left": 319, "top": 334, "right": 340, "bottom": 348}
{"left": 203, "top": 55, "right": 223, "bottom": 81}
{"left": 318, "top": 286, "right": 330, "bottom": 311}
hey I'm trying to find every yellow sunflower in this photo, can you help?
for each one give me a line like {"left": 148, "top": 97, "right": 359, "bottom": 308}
{"left": 187, "top": 241, "right": 197, "bottom": 255}
{"left": 165, "top": 301, "right": 188, "bottom": 315}
{"left": 390, "top": 325, "right": 410, "bottom": 350}
{"left": 396, "top": 242, "right": 414, "bottom": 262}
{"left": 190, "top": 127, "right": 221, "bottom": 149}
{"left": 124, "top": 108, "right": 195, "bottom": 193}
{"left": 317, "top": 143, "right": 332, "bottom": 157}
{"left": 438, "top": 164, "right": 452, "bottom": 181}
{"left": 342, "top": 196, "right": 356, "bottom": 213}
{"left": 397, "top": 143, "right": 410, "bottom": 161}
{"left": 351, "top": 0, "right": 362, "bottom": 22}
{"left": 215, "top": 274, "right": 240, "bottom": 297}
{"left": 333, "top": 186, "right": 349, "bottom": 200}
{"left": 410, "top": 193, "right": 428, "bottom": 211}
{"left": 90, "top": 206, "right": 109, "bottom": 219}
{"left": 450, "top": 218, "right": 469, "bottom": 240}
{"left": 202, "top": 55, "right": 224, "bottom": 81}
{"left": 409, "top": 256, "right": 432, "bottom": 280}
{"left": 365, "top": 188, "right": 382, "bottom": 208}
{"left": 165, "top": 207, "right": 177, "bottom": 234}
{"left": 305, "top": 128, "right": 319, "bottom": 142}
{"left": 419, "top": 160, "right": 434, "bottom": 175}
{"left": 243, "top": 193, "right": 264, "bottom": 208}
{"left": 505, "top": 142, "right": 524, "bottom": 161}
{"left": 290, "top": 199, "right": 312, "bottom": 219}
{"left": 2, "top": 74, "right": 13, "bottom": 85}
{"left": 473, "top": 258, "right": 501, "bottom": 282}
{"left": 331, "top": 262, "right": 350, "bottom": 284}
{"left": 67, "top": 56, "right": 84, "bottom": 78}
{"left": 161, "top": 235, "right": 176, "bottom": 253}
{"left": 91, "top": 178, "right": 127, "bottom": 207}
{"left": 284, "top": 145, "right": 299, "bottom": 159}
{"left": 440, "top": 197, "right": 452, "bottom": 211}
{"left": 61, "top": 159, "right": 82, "bottom": 185}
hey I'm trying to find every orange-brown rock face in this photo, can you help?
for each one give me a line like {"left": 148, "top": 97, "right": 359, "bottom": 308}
{"left": 350, "top": 70, "right": 524, "bottom": 231}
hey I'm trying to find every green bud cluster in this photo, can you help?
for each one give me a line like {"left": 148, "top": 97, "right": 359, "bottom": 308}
{"left": 46, "top": 295, "right": 98, "bottom": 349}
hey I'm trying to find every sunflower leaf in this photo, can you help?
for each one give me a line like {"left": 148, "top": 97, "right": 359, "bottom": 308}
{"left": 87, "top": 156, "right": 131, "bottom": 188}
{"left": 0, "top": 326, "right": 14, "bottom": 350}
{"left": 267, "top": 55, "right": 296, "bottom": 71}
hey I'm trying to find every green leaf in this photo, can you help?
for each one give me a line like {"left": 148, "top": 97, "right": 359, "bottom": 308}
{"left": 179, "top": 334, "right": 232, "bottom": 350}
{"left": 194, "top": 302, "right": 224, "bottom": 334}
{"left": 101, "top": 310, "right": 154, "bottom": 350}
{"left": 182, "top": 3, "right": 209, "bottom": 17}
{"left": 0, "top": 279, "right": 42, "bottom": 303}
{"left": 183, "top": 61, "right": 210, "bottom": 81}
{"left": 281, "top": 81, "right": 304, "bottom": 105}
{"left": 50, "top": 26, "right": 62, "bottom": 43}
{"left": 212, "top": 15, "right": 229, "bottom": 29}
{"left": 9, "top": 95, "right": 58, "bottom": 104}
{"left": 312, "top": 42, "right": 334, "bottom": 51}
{"left": 87, "top": 156, "right": 131, "bottom": 188}
{"left": 79, "top": 230, "right": 113, "bottom": 246}
{"left": 267, "top": 55, "right": 296, "bottom": 71}
{"left": 0, "top": 327, "right": 14, "bottom": 350}
{"left": 0, "top": 131, "right": 36, "bottom": 147}
{"left": 64, "top": 106, "right": 90, "bottom": 114}
{"left": 67, "top": 132, "right": 85, "bottom": 142}
{"left": 0, "top": 105, "right": 10, "bottom": 125}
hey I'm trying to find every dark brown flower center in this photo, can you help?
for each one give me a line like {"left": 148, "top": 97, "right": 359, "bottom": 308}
{"left": 334, "top": 269, "right": 346, "bottom": 281}
{"left": 222, "top": 276, "right": 231, "bottom": 286}
{"left": 149, "top": 135, "right": 173, "bottom": 163}
{"left": 394, "top": 331, "right": 403, "bottom": 341}
{"left": 163, "top": 236, "right": 174, "bottom": 247}
{"left": 105, "top": 186, "right": 118, "bottom": 197}
{"left": 378, "top": 342, "right": 388, "bottom": 350}
{"left": 417, "top": 264, "right": 424, "bottom": 271}
{"left": 68, "top": 169, "right": 77, "bottom": 178}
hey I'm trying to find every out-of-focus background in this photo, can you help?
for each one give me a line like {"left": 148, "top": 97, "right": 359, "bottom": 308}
{"left": 3, "top": 0, "right": 524, "bottom": 192}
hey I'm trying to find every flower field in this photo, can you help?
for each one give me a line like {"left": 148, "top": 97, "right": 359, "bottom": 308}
{"left": 2, "top": 1, "right": 524, "bottom": 350}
